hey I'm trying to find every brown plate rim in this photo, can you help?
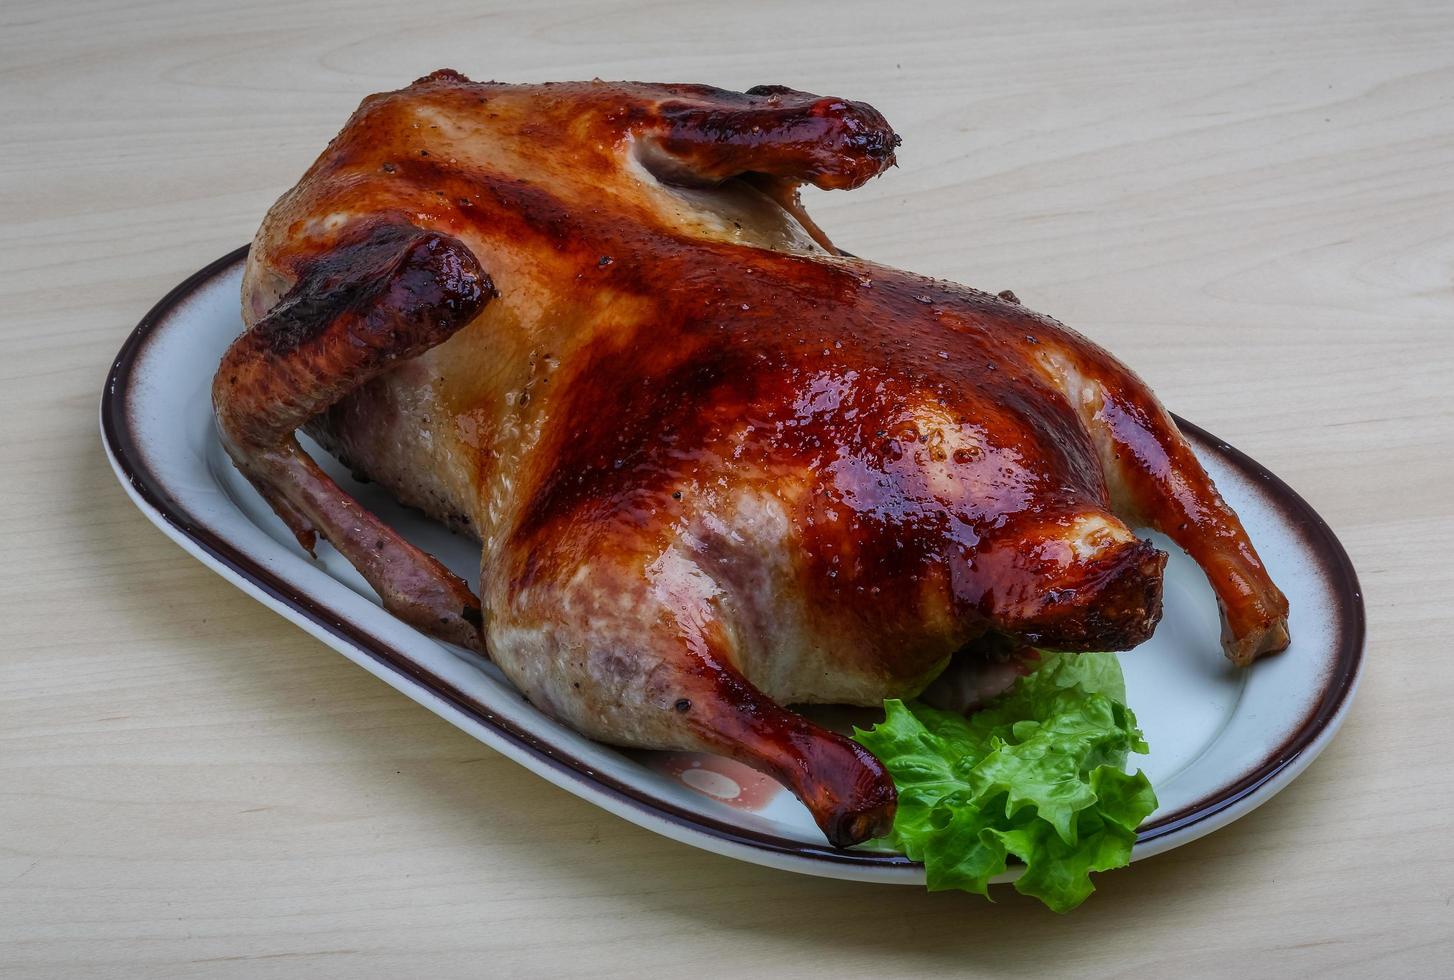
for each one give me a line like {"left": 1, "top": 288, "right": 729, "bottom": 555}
{"left": 101, "top": 245, "right": 1366, "bottom": 869}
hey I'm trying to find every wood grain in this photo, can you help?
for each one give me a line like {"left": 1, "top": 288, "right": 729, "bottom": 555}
{"left": 2, "top": 0, "right": 1451, "bottom": 976}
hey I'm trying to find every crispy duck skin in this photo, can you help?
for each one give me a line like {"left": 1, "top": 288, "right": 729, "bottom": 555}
{"left": 213, "top": 70, "right": 1289, "bottom": 847}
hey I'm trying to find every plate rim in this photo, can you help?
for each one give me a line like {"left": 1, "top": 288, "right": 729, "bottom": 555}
{"left": 101, "top": 245, "right": 1366, "bottom": 879}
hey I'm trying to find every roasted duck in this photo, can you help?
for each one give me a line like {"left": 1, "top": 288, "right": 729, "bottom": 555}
{"left": 213, "top": 70, "right": 1289, "bottom": 846}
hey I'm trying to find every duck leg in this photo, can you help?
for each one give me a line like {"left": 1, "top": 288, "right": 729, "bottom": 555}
{"left": 491, "top": 542, "right": 896, "bottom": 847}
{"left": 1037, "top": 344, "right": 1291, "bottom": 665}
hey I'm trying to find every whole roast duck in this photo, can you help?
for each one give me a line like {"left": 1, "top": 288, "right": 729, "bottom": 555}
{"left": 213, "top": 70, "right": 1289, "bottom": 847}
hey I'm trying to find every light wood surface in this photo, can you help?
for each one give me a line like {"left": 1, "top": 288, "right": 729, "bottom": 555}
{"left": 3, "top": 1, "right": 1451, "bottom": 976}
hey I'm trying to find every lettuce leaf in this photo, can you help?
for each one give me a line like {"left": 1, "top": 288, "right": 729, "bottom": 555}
{"left": 852, "top": 652, "right": 1156, "bottom": 913}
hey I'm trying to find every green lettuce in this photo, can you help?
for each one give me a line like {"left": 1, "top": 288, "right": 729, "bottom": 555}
{"left": 852, "top": 652, "right": 1156, "bottom": 913}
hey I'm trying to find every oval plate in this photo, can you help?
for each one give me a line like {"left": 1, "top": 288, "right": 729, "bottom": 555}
{"left": 102, "top": 248, "right": 1364, "bottom": 885}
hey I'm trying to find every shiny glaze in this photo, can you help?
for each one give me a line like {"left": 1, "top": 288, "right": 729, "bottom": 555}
{"left": 222, "top": 70, "right": 1289, "bottom": 845}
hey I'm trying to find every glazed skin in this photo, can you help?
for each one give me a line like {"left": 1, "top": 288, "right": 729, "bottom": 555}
{"left": 214, "top": 70, "right": 1289, "bottom": 846}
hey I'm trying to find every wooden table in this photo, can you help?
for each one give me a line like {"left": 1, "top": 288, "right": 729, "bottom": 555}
{"left": 3, "top": 1, "right": 1450, "bottom": 975}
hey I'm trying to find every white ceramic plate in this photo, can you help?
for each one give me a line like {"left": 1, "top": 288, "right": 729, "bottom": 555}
{"left": 102, "top": 248, "right": 1364, "bottom": 885}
